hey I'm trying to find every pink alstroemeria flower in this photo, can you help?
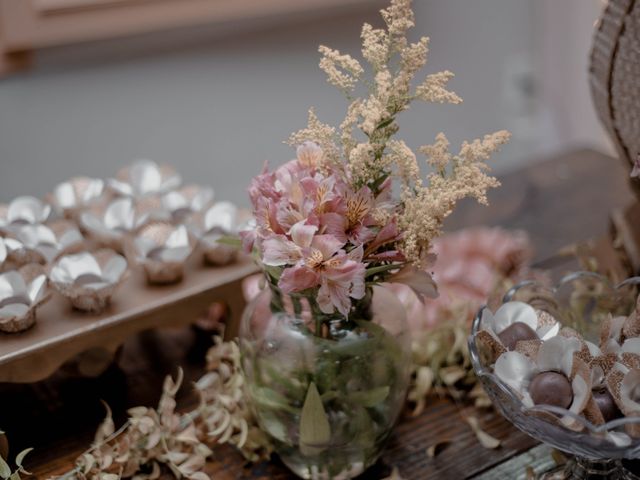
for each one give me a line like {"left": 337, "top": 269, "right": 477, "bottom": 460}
{"left": 314, "top": 244, "right": 366, "bottom": 316}
{"left": 322, "top": 186, "right": 376, "bottom": 245}
{"left": 263, "top": 222, "right": 365, "bottom": 316}
{"left": 632, "top": 154, "right": 640, "bottom": 179}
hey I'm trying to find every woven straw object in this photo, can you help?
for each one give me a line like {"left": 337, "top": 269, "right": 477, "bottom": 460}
{"left": 590, "top": 0, "right": 640, "bottom": 198}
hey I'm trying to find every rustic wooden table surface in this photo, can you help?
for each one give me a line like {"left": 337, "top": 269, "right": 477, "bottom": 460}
{"left": 1, "top": 148, "right": 637, "bottom": 480}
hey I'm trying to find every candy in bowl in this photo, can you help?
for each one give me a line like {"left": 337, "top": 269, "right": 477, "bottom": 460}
{"left": 469, "top": 272, "right": 640, "bottom": 479}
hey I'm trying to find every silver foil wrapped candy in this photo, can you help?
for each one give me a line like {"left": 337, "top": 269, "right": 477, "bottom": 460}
{"left": 49, "top": 249, "right": 128, "bottom": 312}
{"left": 0, "top": 238, "right": 8, "bottom": 272}
{"left": 109, "top": 160, "right": 181, "bottom": 198}
{"left": 189, "top": 202, "right": 241, "bottom": 265}
{"left": 127, "top": 222, "right": 195, "bottom": 284}
{"left": 49, "top": 177, "right": 107, "bottom": 219}
{"left": 161, "top": 185, "right": 214, "bottom": 224}
{"left": 0, "top": 264, "right": 49, "bottom": 333}
{"left": 0, "top": 196, "right": 51, "bottom": 233}
{"left": 4, "top": 220, "right": 84, "bottom": 265}
{"left": 79, "top": 197, "right": 151, "bottom": 250}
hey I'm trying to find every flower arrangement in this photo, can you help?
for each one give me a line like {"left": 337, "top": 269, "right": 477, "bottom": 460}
{"left": 238, "top": 1, "right": 511, "bottom": 477}
{"left": 242, "top": 0, "right": 510, "bottom": 320}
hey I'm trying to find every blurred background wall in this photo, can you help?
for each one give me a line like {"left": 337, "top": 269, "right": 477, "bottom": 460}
{"left": 0, "top": 0, "right": 610, "bottom": 207}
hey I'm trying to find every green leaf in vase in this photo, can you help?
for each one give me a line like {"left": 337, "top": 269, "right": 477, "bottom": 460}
{"left": 350, "top": 405, "right": 376, "bottom": 450}
{"left": 299, "top": 382, "right": 331, "bottom": 457}
{"left": 347, "top": 386, "right": 390, "bottom": 407}
{"left": 251, "top": 386, "right": 299, "bottom": 414}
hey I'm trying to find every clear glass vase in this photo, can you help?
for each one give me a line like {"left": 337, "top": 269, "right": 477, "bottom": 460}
{"left": 239, "top": 283, "right": 411, "bottom": 480}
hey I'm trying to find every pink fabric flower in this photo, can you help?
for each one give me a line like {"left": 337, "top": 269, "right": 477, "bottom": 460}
{"left": 388, "top": 227, "right": 532, "bottom": 332}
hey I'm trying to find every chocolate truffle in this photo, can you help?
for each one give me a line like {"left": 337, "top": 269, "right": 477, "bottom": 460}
{"left": 498, "top": 322, "right": 538, "bottom": 350}
{"left": 0, "top": 294, "right": 31, "bottom": 309}
{"left": 593, "top": 388, "right": 622, "bottom": 422}
{"left": 529, "top": 371, "right": 573, "bottom": 409}
{"left": 74, "top": 273, "right": 104, "bottom": 286}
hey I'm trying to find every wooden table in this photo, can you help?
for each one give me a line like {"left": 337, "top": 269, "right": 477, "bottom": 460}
{"left": 3, "top": 148, "right": 637, "bottom": 479}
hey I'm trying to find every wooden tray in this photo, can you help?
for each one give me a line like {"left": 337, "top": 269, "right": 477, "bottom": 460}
{"left": 0, "top": 255, "right": 257, "bottom": 383}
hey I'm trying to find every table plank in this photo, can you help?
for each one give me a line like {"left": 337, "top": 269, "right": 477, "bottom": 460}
{"left": 3, "top": 148, "right": 634, "bottom": 479}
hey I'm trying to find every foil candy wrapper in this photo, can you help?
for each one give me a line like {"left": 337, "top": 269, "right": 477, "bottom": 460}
{"left": 127, "top": 222, "right": 195, "bottom": 284}
{"left": 49, "top": 249, "right": 128, "bottom": 312}
{"left": 4, "top": 220, "right": 85, "bottom": 266}
{"left": 0, "top": 196, "right": 52, "bottom": 233}
{"left": 161, "top": 185, "right": 214, "bottom": 223}
{"left": 0, "top": 263, "right": 49, "bottom": 333}
{"left": 0, "top": 239, "right": 7, "bottom": 270}
{"left": 79, "top": 197, "right": 152, "bottom": 250}
{"left": 188, "top": 202, "right": 242, "bottom": 265}
{"left": 49, "top": 177, "right": 107, "bottom": 218}
{"left": 109, "top": 159, "right": 182, "bottom": 198}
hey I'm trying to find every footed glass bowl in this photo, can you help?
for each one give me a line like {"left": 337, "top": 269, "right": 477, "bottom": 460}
{"left": 469, "top": 272, "right": 640, "bottom": 479}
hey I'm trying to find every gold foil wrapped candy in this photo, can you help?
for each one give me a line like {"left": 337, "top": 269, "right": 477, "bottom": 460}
{"left": 161, "top": 185, "right": 214, "bottom": 223}
{"left": 4, "top": 220, "right": 84, "bottom": 265}
{"left": 49, "top": 250, "right": 128, "bottom": 313}
{"left": 0, "top": 196, "right": 51, "bottom": 233}
{"left": 128, "top": 223, "right": 194, "bottom": 284}
{"left": 50, "top": 177, "right": 106, "bottom": 219}
{"left": 189, "top": 202, "right": 240, "bottom": 265}
{"left": 79, "top": 197, "right": 151, "bottom": 250}
{"left": 0, "top": 264, "right": 49, "bottom": 333}
{"left": 109, "top": 160, "right": 182, "bottom": 198}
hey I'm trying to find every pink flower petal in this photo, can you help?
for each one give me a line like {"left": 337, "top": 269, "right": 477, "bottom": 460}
{"left": 262, "top": 235, "right": 301, "bottom": 266}
{"left": 279, "top": 265, "right": 320, "bottom": 293}
{"left": 239, "top": 229, "right": 256, "bottom": 254}
{"left": 320, "top": 213, "right": 347, "bottom": 242}
{"left": 367, "top": 217, "right": 400, "bottom": 253}
{"left": 290, "top": 221, "right": 317, "bottom": 248}
{"left": 276, "top": 205, "right": 304, "bottom": 231}
{"left": 348, "top": 224, "right": 376, "bottom": 245}
{"left": 242, "top": 274, "right": 262, "bottom": 301}
{"left": 318, "top": 278, "right": 351, "bottom": 316}
{"left": 387, "top": 265, "right": 438, "bottom": 300}
{"left": 347, "top": 245, "right": 364, "bottom": 263}
{"left": 311, "top": 235, "right": 345, "bottom": 259}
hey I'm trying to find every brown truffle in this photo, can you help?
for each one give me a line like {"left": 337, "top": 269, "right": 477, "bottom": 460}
{"left": 593, "top": 388, "right": 622, "bottom": 423}
{"left": 498, "top": 322, "right": 538, "bottom": 350}
{"left": 529, "top": 371, "right": 573, "bottom": 409}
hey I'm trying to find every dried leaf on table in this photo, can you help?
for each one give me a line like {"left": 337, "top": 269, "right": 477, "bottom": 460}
{"left": 426, "top": 440, "right": 450, "bottom": 458}
{"left": 464, "top": 415, "right": 501, "bottom": 449}
{"left": 382, "top": 467, "right": 406, "bottom": 480}
{"left": 61, "top": 332, "right": 273, "bottom": 480}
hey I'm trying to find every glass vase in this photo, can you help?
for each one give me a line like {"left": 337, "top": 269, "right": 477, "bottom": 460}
{"left": 239, "top": 283, "right": 411, "bottom": 480}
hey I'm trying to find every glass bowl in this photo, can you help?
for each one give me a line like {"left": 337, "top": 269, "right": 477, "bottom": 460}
{"left": 469, "top": 272, "right": 640, "bottom": 479}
